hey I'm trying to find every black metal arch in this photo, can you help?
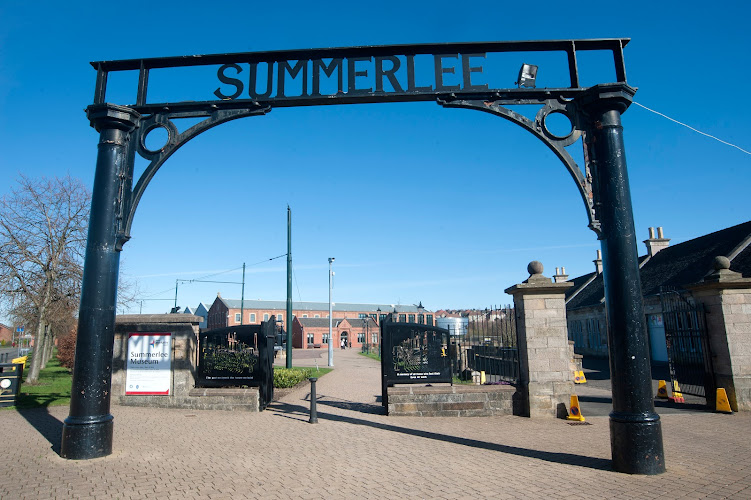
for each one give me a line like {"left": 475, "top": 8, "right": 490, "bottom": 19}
{"left": 439, "top": 97, "right": 598, "bottom": 234}
{"left": 119, "top": 104, "right": 270, "bottom": 248}
{"left": 123, "top": 95, "right": 597, "bottom": 249}
{"left": 62, "top": 40, "right": 665, "bottom": 476}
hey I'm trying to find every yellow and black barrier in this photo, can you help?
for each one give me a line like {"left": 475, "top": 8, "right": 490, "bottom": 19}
{"left": 656, "top": 380, "right": 669, "bottom": 399}
{"left": 716, "top": 388, "right": 732, "bottom": 413}
{"left": 567, "top": 395, "right": 585, "bottom": 422}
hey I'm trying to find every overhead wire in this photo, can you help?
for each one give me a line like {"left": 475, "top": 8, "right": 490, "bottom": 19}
{"left": 633, "top": 101, "right": 751, "bottom": 156}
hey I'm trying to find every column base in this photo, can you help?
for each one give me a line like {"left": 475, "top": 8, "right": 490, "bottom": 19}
{"left": 60, "top": 414, "right": 114, "bottom": 460}
{"left": 609, "top": 411, "right": 665, "bottom": 474}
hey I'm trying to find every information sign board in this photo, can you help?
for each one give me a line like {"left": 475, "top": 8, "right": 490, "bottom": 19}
{"left": 126, "top": 333, "right": 171, "bottom": 395}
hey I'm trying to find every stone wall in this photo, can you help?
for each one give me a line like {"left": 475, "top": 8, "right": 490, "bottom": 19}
{"left": 387, "top": 384, "right": 519, "bottom": 417}
{"left": 113, "top": 314, "right": 260, "bottom": 411}
{"left": 688, "top": 262, "right": 751, "bottom": 412}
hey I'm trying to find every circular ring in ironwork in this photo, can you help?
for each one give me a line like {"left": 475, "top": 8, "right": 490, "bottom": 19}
{"left": 138, "top": 119, "right": 177, "bottom": 158}
{"left": 536, "top": 103, "right": 581, "bottom": 147}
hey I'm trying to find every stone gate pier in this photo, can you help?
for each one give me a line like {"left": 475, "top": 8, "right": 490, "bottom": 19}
{"left": 506, "top": 262, "right": 575, "bottom": 418}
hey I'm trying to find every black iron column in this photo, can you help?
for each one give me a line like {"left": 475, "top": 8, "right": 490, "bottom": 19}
{"left": 581, "top": 84, "right": 665, "bottom": 475}
{"left": 61, "top": 104, "right": 140, "bottom": 460}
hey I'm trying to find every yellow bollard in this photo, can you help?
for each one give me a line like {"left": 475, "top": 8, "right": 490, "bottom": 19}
{"left": 716, "top": 388, "right": 732, "bottom": 413}
{"left": 480, "top": 371, "right": 486, "bottom": 385}
{"left": 656, "top": 380, "right": 669, "bottom": 399}
{"left": 567, "top": 395, "right": 585, "bottom": 422}
{"left": 577, "top": 370, "right": 587, "bottom": 384}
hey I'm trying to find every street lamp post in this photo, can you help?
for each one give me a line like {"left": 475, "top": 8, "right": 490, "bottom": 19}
{"left": 363, "top": 318, "right": 368, "bottom": 353}
{"left": 328, "top": 257, "right": 335, "bottom": 367}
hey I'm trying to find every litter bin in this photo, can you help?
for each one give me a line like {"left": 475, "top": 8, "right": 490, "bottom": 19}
{"left": 0, "top": 363, "right": 23, "bottom": 407}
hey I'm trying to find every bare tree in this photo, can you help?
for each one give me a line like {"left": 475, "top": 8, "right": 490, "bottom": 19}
{"left": 0, "top": 175, "right": 90, "bottom": 382}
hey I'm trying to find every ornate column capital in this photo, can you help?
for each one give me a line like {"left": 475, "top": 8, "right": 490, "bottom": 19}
{"left": 86, "top": 103, "right": 141, "bottom": 134}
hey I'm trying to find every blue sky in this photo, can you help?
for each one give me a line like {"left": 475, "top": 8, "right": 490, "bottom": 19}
{"left": 1, "top": 1, "right": 749, "bottom": 320}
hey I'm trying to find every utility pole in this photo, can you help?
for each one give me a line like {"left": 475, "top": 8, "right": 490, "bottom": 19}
{"left": 240, "top": 262, "right": 246, "bottom": 325}
{"left": 328, "top": 257, "right": 335, "bottom": 367}
{"left": 286, "top": 206, "right": 293, "bottom": 368}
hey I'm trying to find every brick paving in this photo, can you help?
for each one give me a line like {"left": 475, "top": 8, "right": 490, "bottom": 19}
{"left": 1, "top": 348, "right": 750, "bottom": 499}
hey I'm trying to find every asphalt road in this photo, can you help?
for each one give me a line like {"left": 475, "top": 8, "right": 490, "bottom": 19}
{"left": 577, "top": 356, "right": 709, "bottom": 417}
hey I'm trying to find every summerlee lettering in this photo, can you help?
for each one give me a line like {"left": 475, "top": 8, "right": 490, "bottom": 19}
{"left": 214, "top": 53, "right": 488, "bottom": 100}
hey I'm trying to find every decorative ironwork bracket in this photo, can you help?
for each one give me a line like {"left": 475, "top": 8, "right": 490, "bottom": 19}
{"left": 438, "top": 96, "right": 601, "bottom": 236}
{"left": 115, "top": 103, "right": 271, "bottom": 249}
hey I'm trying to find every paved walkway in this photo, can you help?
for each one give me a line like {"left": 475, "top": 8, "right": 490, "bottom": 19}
{"left": 1, "top": 349, "right": 750, "bottom": 499}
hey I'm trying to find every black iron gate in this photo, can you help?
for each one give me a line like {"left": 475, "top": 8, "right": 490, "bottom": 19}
{"left": 659, "top": 287, "right": 714, "bottom": 401}
{"left": 380, "top": 318, "right": 451, "bottom": 412}
{"left": 197, "top": 320, "right": 276, "bottom": 409}
{"left": 458, "top": 306, "right": 519, "bottom": 384}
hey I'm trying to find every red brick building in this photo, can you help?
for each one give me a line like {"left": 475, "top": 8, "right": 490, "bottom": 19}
{"left": 206, "top": 296, "right": 433, "bottom": 350}
{"left": 292, "top": 317, "right": 378, "bottom": 350}
{"left": 0, "top": 323, "right": 12, "bottom": 345}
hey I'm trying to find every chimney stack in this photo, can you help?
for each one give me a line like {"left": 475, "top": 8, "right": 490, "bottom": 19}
{"left": 644, "top": 226, "right": 670, "bottom": 257}
{"left": 594, "top": 250, "right": 603, "bottom": 274}
{"left": 553, "top": 266, "right": 569, "bottom": 283}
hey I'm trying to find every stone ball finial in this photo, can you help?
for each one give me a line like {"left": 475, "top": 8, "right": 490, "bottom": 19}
{"left": 527, "top": 261, "right": 544, "bottom": 275}
{"left": 713, "top": 256, "right": 731, "bottom": 271}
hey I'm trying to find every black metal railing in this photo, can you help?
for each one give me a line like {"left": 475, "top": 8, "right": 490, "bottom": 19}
{"left": 197, "top": 321, "right": 276, "bottom": 408}
{"left": 452, "top": 305, "right": 519, "bottom": 384}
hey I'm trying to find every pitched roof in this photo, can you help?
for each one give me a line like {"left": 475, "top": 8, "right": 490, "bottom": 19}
{"left": 567, "top": 221, "right": 751, "bottom": 310}
{"left": 297, "top": 318, "right": 344, "bottom": 328}
{"left": 217, "top": 298, "right": 426, "bottom": 313}
{"left": 339, "top": 318, "right": 376, "bottom": 328}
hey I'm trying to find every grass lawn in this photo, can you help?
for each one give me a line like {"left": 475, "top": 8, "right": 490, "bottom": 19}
{"left": 359, "top": 351, "right": 381, "bottom": 362}
{"left": 10, "top": 356, "right": 72, "bottom": 409}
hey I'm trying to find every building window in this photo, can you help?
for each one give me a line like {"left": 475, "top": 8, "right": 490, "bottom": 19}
{"left": 303, "top": 314, "right": 308, "bottom": 318}
{"left": 399, "top": 314, "right": 406, "bottom": 322}
{"left": 307, "top": 333, "right": 314, "bottom": 344}
{"left": 322, "top": 333, "right": 330, "bottom": 344}
{"left": 379, "top": 314, "right": 387, "bottom": 323}
{"left": 408, "top": 314, "right": 415, "bottom": 323}
{"left": 263, "top": 313, "right": 269, "bottom": 321}
{"left": 418, "top": 314, "right": 424, "bottom": 324}
{"left": 371, "top": 333, "right": 378, "bottom": 344}
{"left": 277, "top": 314, "right": 283, "bottom": 321}
{"left": 426, "top": 315, "right": 433, "bottom": 326}
{"left": 314, "top": 314, "right": 320, "bottom": 318}
{"left": 358, "top": 313, "right": 367, "bottom": 319}
{"left": 249, "top": 313, "right": 256, "bottom": 323}
{"left": 234, "top": 313, "right": 241, "bottom": 322}
{"left": 357, "top": 333, "right": 365, "bottom": 343}
{"left": 370, "top": 313, "right": 377, "bottom": 321}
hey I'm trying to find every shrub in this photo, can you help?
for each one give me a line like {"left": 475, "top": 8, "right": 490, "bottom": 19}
{"left": 56, "top": 331, "right": 77, "bottom": 369}
{"left": 273, "top": 368, "right": 312, "bottom": 388}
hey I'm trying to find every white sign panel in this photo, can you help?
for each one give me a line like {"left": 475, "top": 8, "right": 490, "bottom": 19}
{"left": 126, "top": 333, "right": 171, "bottom": 395}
